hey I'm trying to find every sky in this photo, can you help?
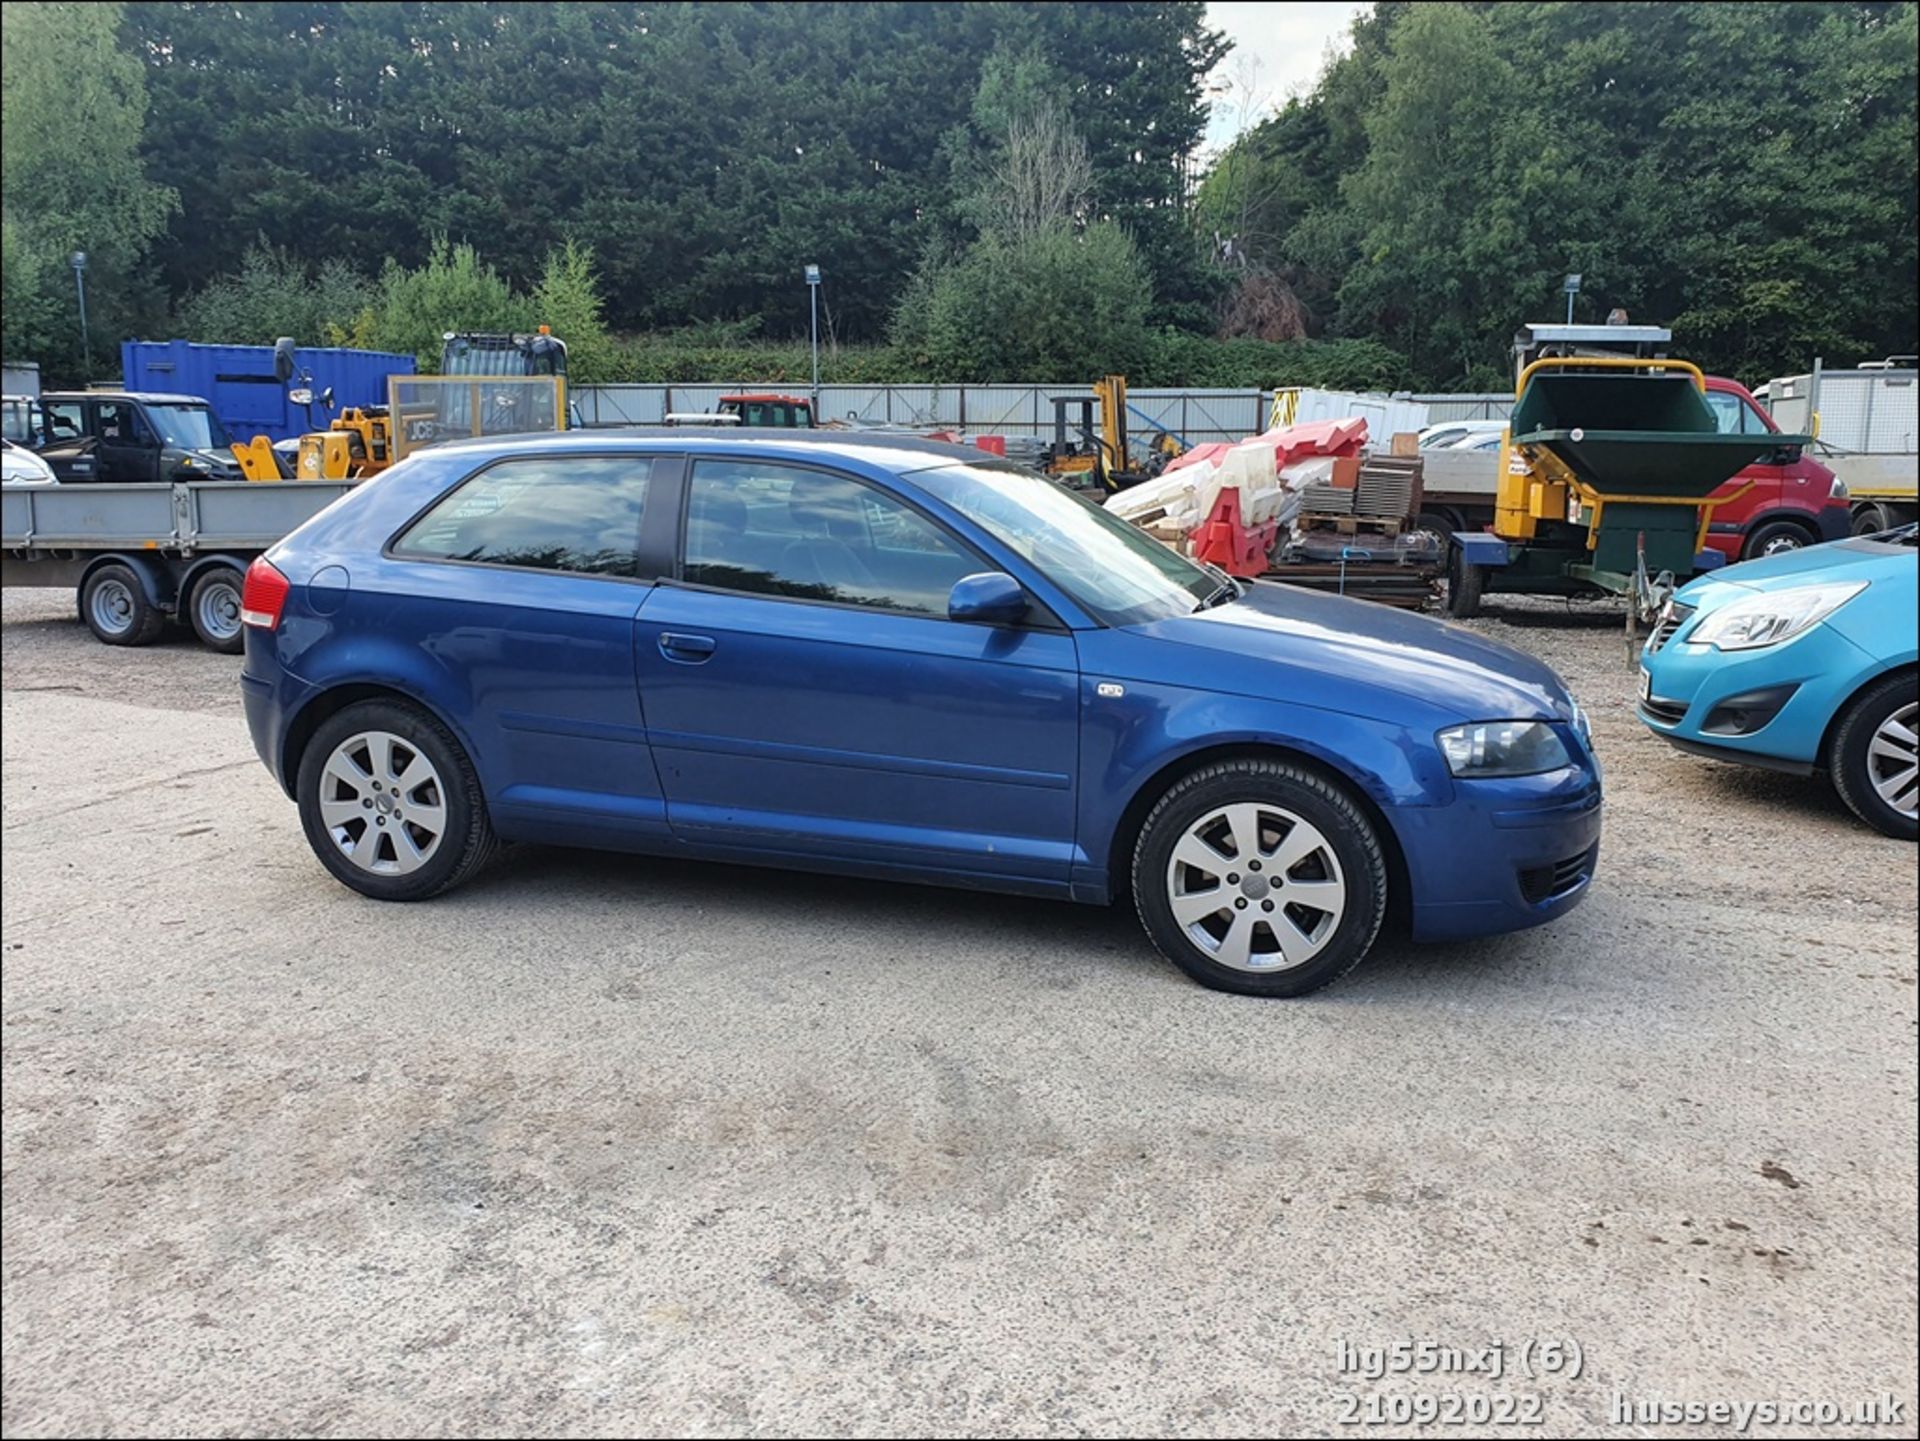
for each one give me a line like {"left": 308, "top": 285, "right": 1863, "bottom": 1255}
{"left": 1202, "top": 1, "right": 1370, "bottom": 153}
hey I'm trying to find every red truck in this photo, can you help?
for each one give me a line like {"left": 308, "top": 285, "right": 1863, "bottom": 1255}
{"left": 1695, "top": 375, "right": 1852, "bottom": 560}
{"left": 1419, "top": 373, "right": 1852, "bottom": 560}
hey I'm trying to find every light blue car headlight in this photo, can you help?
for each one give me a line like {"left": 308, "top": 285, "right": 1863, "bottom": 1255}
{"left": 1688, "top": 581, "right": 1867, "bottom": 651}
{"left": 1436, "top": 721, "right": 1571, "bottom": 778}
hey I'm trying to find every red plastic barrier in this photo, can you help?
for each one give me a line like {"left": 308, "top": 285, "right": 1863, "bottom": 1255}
{"left": 1189, "top": 487, "right": 1278, "bottom": 578}
{"left": 1165, "top": 440, "right": 1232, "bottom": 474}
{"left": 973, "top": 434, "right": 1007, "bottom": 456}
{"left": 1165, "top": 417, "right": 1369, "bottom": 475}
{"left": 1166, "top": 418, "right": 1372, "bottom": 575}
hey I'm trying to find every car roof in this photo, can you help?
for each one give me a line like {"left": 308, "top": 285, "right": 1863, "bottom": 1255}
{"left": 41, "top": 390, "right": 209, "bottom": 405}
{"left": 426, "top": 426, "right": 995, "bottom": 473}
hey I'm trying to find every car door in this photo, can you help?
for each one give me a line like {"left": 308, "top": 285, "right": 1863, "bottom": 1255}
{"left": 371, "top": 451, "right": 674, "bottom": 841}
{"left": 634, "top": 456, "right": 1082, "bottom": 889}
{"left": 93, "top": 401, "right": 162, "bottom": 483}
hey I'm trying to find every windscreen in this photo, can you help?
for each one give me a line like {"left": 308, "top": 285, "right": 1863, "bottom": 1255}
{"left": 146, "top": 403, "right": 232, "bottom": 450}
{"left": 913, "top": 461, "right": 1217, "bottom": 626}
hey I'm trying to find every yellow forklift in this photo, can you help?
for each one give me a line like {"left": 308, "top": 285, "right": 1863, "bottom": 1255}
{"left": 1046, "top": 375, "right": 1180, "bottom": 492}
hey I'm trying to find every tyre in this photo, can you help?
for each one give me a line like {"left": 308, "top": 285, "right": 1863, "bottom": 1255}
{"left": 1741, "top": 518, "right": 1814, "bottom": 561}
{"left": 1827, "top": 673, "right": 1918, "bottom": 841}
{"left": 1132, "top": 758, "right": 1388, "bottom": 997}
{"left": 1851, "top": 503, "right": 1896, "bottom": 536}
{"left": 1416, "top": 510, "right": 1458, "bottom": 540}
{"left": 295, "top": 699, "right": 499, "bottom": 899}
{"left": 1444, "top": 546, "right": 1485, "bottom": 619}
{"left": 78, "top": 563, "right": 165, "bottom": 647}
{"left": 186, "top": 564, "right": 246, "bottom": 654}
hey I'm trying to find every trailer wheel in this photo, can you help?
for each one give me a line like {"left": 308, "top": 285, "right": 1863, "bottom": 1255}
{"left": 1444, "top": 548, "right": 1485, "bottom": 619}
{"left": 187, "top": 564, "right": 247, "bottom": 654}
{"left": 79, "top": 564, "right": 165, "bottom": 647}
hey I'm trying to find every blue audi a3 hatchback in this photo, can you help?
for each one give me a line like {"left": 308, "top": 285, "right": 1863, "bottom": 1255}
{"left": 241, "top": 432, "right": 1602, "bottom": 996}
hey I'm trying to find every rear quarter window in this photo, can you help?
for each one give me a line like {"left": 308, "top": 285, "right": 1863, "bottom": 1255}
{"left": 392, "top": 455, "right": 653, "bottom": 578}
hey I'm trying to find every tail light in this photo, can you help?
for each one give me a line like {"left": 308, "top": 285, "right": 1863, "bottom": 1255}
{"left": 241, "top": 556, "right": 291, "bottom": 630}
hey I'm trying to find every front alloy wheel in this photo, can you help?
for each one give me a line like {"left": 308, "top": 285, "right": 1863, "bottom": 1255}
{"left": 1828, "top": 675, "right": 1919, "bottom": 841}
{"left": 1164, "top": 802, "right": 1348, "bottom": 971}
{"left": 1134, "top": 758, "right": 1387, "bottom": 997}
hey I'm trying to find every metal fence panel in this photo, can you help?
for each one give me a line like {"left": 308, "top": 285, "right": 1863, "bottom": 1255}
{"left": 576, "top": 385, "right": 667, "bottom": 426}
{"left": 1411, "top": 393, "right": 1514, "bottom": 422}
{"left": 572, "top": 382, "right": 1392, "bottom": 446}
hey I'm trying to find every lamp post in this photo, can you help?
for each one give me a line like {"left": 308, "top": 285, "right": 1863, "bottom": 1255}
{"left": 1562, "top": 272, "right": 1581, "bottom": 325}
{"left": 805, "top": 264, "right": 821, "bottom": 404}
{"left": 70, "top": 250, "right": 91, "bottom": 378}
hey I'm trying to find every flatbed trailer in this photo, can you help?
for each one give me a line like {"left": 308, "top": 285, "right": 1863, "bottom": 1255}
{"left": 1, "top": 479, "right": 352, "bottom": 652}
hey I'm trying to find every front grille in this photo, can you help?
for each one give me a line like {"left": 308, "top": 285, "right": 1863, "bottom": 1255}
{"left": 1644, "top": 602, "right": 1696, "bottom": 655}
{"left": 1519, "top": 845, "right": 1599, "bottom": 905}
{"left": 1639, "top": 695, "right": 1690, "bottom": 726}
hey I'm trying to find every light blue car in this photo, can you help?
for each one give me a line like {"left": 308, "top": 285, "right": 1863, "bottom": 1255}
{"left": 1638, "top": 524, "right": 1917, "bottom": 838}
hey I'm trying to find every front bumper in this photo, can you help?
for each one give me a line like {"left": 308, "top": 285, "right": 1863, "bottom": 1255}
{"left": 1815, "top": 503, "right": 1852, "bottom": 543}
{"left": 1636, "top": 620, "right": 1875, "bottom": 769}
{"left": 1394, "top": 756, "right": 1604, "bottom": 942}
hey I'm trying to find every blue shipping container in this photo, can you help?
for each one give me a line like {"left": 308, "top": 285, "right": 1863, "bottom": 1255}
{"left": 120, "top": 340, "right": 417, "bottom": 443}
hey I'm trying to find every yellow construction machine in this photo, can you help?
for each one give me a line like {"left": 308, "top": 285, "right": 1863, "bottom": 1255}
{"left": 232, "top": 330, "right": 569, "bottom": 482}
{"left": 1046, "top": 375, "right": 1180, "bottom": 492}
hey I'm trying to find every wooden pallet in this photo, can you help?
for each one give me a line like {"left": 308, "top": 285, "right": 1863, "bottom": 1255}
{"left": 1297, "top": 511, "right": 1407, "bottom": 536}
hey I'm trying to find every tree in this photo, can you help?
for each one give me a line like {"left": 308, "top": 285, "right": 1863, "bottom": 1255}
{"left": 176, "top": 244, "right": 371, "bottom": 347}
{"left": 357, "top": 238, "right": 530, "bottom": 369}
{"left": 1200, "top": 1, "right": 1918, "bottom": 386}
{"left": 893, "top": 48, "right": 1154, "bottom": 381}
{"left": 2, "top": 0, "right": 176, "bottom": 378}
{"left": 121, "top": 3, "right": 1230, "bottom": 342}
{"left": 897, "top": 222, "right": 1152, "bottom": 381}
{"left": 529, "top": 241, "right": 619, "bottom": 384}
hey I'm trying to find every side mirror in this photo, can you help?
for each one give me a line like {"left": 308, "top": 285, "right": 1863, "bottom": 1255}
{"left": 948, "top": 571, "right": 1028, "bottom": 626}
{"left": 273, "top": 336, "right": 298, "bottom": 383}
{"left": 288, "top": 387, "right": 314, "bottom": 407}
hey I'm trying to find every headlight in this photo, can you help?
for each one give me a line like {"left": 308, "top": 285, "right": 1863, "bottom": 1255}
{"left": 1686, "top": 581, "right": 1866, "bottom": 651}
{"left": 178, "top": 455, "right": 202, "bottom": 469}
{"left": 1436, "top": 721, "right": 1571, "bottom": 778}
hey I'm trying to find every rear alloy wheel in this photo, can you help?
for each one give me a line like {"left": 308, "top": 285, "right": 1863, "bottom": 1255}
{"left": 1828, "top": 675, "right": 1918, "bottom": 841}
{"left": 1742, "top": 519, "right": 1813, "bottom": 561}
{"left": 187, "top": 565, "right": 246, "bottom": 653}
{"left": 296, "top": 700, "right": 498, "bottom": 899}
{"left": 1133, "top": 759, "right": 1387, "bottom": 997}
{"left": 79, "top": 563, "right": 165, "bottom": 646}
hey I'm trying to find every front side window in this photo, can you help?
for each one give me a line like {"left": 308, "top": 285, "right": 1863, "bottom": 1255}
{"left": 96, "top": 402, "right": 150, "bottom": 444}
{"left": 682, "top": 460, "right": 979, "bottom": 616}
{"left": 393, "top": 456, "right": 652, "bottom": 578}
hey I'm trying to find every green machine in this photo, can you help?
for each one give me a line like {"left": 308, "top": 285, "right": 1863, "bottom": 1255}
{"left": 1447, "top": 325, "right": 1811, "bottom": 626}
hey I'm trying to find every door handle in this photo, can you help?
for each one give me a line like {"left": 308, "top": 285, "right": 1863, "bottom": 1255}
{"left": 658, "top": 631, "right": 716, "bottom": 662}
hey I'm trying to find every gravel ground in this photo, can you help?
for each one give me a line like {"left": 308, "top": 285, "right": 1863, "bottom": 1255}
{"left": 3, "top": 584, "right": 1915, "bottom": 1438}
